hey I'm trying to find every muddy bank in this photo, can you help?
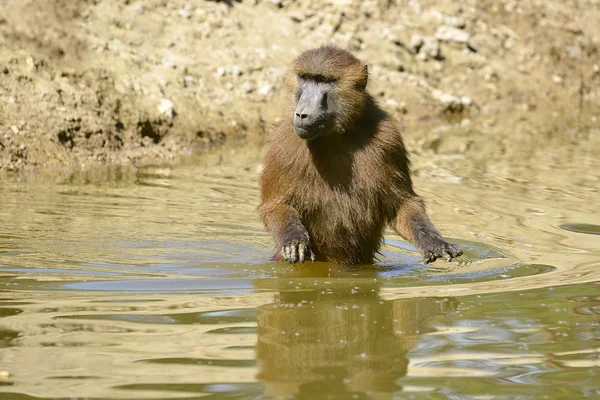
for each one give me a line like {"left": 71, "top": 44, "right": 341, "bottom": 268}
{"left": 1, "top": 0, "right": 599, "bottom": 171}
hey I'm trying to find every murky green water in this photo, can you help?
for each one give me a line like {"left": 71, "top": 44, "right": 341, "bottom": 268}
{"left": 0, "top": 145, "right": 599, "bottom": 399}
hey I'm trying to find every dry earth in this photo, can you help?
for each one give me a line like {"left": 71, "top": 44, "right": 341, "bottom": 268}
{"left": 1, "top": 0, "right": 599, "bottom": 171}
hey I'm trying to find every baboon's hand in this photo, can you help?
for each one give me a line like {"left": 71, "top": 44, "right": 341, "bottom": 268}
{"left": 422, "top": 240, "right": 462, "bottom": 264}
{"left": 281, "top": 240, "right": 316, "bottom": 264}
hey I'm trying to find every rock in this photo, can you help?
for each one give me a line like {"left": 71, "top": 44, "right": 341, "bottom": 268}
{"left": 409, "top": 34, "right": 424, "bottom": 53}
{"left": 435, "top": 26, "right": 470, "bottom": 43}
{"left": 158, "top": 99, "right": 175, "bottom": 116}
{"left": 427, "top": 10, "right": 466, "bottom": 28}
{"left": 432, "top": 89, "right": 460, "bottom": 107}
{"left": 183, "top": 75, "right": 194, "bottom": 87}
{"left": 258, "top": 84, "right": 273, "bottom": 96}
{"left": 162, "top": 57, "right": 176, "bottom": 69}
{"left": 231, "top": 65, "right": 242, "bottom": 77}
{"left": 567, "top": 45, "right": 583, "bottom": 60}
{"left": 418, "top": 37, "right": 441, "bottom": 61}
{"left": 288, "top": 11, "right": 305, "bottom": 22}
{"left": 432, "top": 90, "right": 472, "bottom": 112}
{"left": 503, "top": 39, "right": 515, "bottom": 49}
{"left": 240, "top": 80, "right": 255, "bottom": 93}
{"left": 25, "top": 57, "right": 36, "bottom": 71}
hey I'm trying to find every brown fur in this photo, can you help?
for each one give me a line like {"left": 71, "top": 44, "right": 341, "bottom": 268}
{"left": 259, "top": 45, "right": 461, "bottom": 264}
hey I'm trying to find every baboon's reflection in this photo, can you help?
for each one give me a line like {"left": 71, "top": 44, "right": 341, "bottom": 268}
{"left": 255, "top": 272, "right": 458, "bottom": 398}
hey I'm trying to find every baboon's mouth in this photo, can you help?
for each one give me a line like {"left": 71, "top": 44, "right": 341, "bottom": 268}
{"left": 293, "top": 119, "right": 333, "bottom": 140}
{"left": 294, "top": 126, "right": 322, "bottom": 140}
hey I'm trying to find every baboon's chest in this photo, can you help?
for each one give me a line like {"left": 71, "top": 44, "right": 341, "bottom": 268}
{"left": 293, "top": 169, "right": 385, "bottom": 231}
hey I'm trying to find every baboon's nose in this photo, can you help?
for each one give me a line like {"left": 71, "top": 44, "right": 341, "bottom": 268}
{"left": 295, "top": 106, "right": 314, "bottom": 126}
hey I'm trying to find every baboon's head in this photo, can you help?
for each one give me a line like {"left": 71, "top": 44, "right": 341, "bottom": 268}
{"left": 287, "top": 45, "right": 368, "bottom": 140}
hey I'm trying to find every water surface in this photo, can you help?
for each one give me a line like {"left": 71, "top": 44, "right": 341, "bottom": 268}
{"left": 0, "top": 142, "right": 599, "bottom": 399}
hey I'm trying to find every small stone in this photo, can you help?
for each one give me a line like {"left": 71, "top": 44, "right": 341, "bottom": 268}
{"left": 460, "top": 96, "right": 472, "bottom": 107}
{"left": 567, "top": 45, "right": 583, "bottom": 60}
{"left": 25, "top": 57, "right": 35, "bottom": 71}
{"left": 432, "top": 89, "right": 459, "bottom": 107}
{"left": 435, "top": 26, "right": 470, "bottom": 43}
{"left": 183, "top": 75, "right": 194, "bottom": 87}
{"left": 241, "top": 81, "right": 255, "bottom": 93}
{"left": 216, "top": 66, "right": 226, "bottom": 77}
{"left": 418, "top": 37, "right": 441, "bottom": 61}
{"left": 162, "top": 57, "right": 176, "bottom": 69}
{"left": 19, "top": 143, "right": 25, "bottom": 150}
{"left": 409, "top": 34, "right": 424, "bottom": 53}
{"left": 231, "top": 65, "right": 242, "bottom": 77}
{"left": 386, "top": 98, "right": 398, "bottom": 108}
{"left": 158, "top": 99, "right": 175, "bottom": 116}
{"left": 258, "top": 84, "right": 273, "bottom": 96}
{"left": 289, "top": 11, "right": 305, "bottom": 22}
{"left": 552, "top": 75, "right": 563, "bottom": 84}
{"left": 177, "top": 5, "right": 191, "bottom": 18}
{"left": 10, "top": 125, "right": 19, "bottom": 134}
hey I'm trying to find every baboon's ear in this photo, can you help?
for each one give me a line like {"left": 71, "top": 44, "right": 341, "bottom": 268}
{"left": 357, "top": 65, "right": 368, "bottom": 90}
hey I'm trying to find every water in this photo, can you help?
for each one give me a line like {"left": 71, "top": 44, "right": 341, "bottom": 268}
{"left": 0, "top": 142, "right": 599, "bottom": 399}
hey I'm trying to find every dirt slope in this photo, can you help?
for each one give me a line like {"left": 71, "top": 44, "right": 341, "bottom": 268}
{"left": 1, "top": 0, "right": 599, "bottom": 171}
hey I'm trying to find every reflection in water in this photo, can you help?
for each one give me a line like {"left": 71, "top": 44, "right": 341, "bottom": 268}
{"left": 255, "top": 274, "right": 457, "bottom": 398}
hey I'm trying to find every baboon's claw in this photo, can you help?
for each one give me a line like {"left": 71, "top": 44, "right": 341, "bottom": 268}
{"left": 281, "top": 240, "right": 315, "bottom": 264}
{"left": 422, "top": 241, "right": 463, "bottom": 264}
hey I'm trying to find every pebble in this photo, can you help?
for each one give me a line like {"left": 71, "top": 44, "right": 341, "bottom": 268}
{"left": 25, "top": 57, "right": 35, "bottom": 71}
{"left": 158, "top": 99, "right": 175, "bottom": 115}
{"left": 567, "top": 45, "right": 583, "bottom": 60}
{"left": 258, "top": 84, "right": 273, "bottom": 96}
{"left": 409, "top": 34, "right": 424, "bottom": 53}
{"left": 418, "top": 37, "right": 441, "bottom": 61}
{"left": 289, "top": 11, "right": 305, "bottom": 22}
{"left": 241, "top": 81, "right": 255, "bottom": 93}
{"left": 435, "top": 26, "right": 470, "bottom": 43}
{"left": 231, "top": 66, "right": 242, "bottom": 77}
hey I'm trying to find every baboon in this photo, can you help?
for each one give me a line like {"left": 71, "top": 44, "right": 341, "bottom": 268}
{"left": 259, "top": 45, "right": 462, "bottom": 265}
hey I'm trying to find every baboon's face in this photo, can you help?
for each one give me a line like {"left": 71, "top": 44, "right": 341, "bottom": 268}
{"left": 293, "top": 74, "right": 338, "bottom": 140}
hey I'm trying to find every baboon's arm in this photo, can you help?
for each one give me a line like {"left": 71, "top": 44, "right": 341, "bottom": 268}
{"left": 259, "top": 201, "right": 315, "bottom": 263}
{"left": 393, "top": 196, "right": 462, "bottom": 263}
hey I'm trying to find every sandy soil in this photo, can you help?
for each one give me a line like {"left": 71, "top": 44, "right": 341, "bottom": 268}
{"left": 1, "top": 0, "right": 599, "bottom": 171}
